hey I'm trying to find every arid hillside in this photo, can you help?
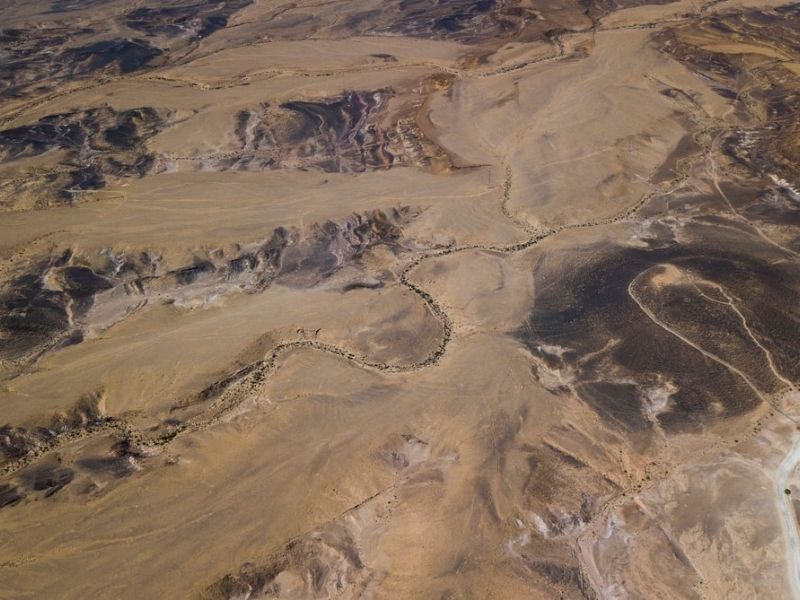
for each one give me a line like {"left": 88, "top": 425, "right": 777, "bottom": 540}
{"left": 1, "top": 0, "right": 800, "bottom": 598}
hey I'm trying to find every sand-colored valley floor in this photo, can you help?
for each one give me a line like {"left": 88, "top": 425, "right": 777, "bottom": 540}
{"left": 2, "top": 0, "right": 800, "bottom": 598}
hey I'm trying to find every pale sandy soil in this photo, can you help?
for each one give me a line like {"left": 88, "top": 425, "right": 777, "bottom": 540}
{"left": 1, "top": 0, "right": 800, "bottom": 598}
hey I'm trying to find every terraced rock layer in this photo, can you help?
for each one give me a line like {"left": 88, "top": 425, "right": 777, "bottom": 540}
{"left": 1, "top": 0, "right": 800, "bottom": 599}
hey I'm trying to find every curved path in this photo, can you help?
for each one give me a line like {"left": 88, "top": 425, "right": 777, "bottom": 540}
{"left": 0, "top": 2, "right": 719, "bottom": 475}
{"left": 2, "top": 16, "right": 799, "bottom": 600}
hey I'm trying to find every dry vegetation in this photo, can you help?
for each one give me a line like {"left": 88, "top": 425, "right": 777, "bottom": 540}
{"left": 1, "top": 0, "right": 800, "bottom": 598}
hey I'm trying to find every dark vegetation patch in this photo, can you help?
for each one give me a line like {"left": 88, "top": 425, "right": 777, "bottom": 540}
{"left": 523, "top": 6, "right": 800, "bottom": 437}
{"left": 518, "top": 237, "right": 800, "bottom": 433}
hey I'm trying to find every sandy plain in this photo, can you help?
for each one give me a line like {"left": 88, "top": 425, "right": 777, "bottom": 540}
{"left": 1, "top": 0, "right": 800, "bottom": 598}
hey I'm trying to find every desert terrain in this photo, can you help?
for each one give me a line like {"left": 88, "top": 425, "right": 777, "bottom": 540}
{"left": 1, "top": 0, "right": 800, "bottom": 598}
